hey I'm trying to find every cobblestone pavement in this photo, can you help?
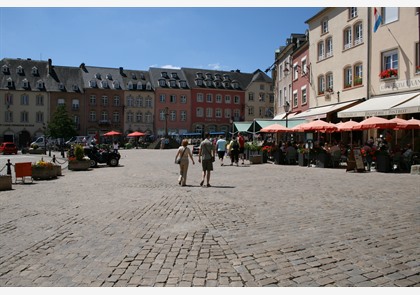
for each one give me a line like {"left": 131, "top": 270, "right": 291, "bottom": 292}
{"left": 0, "top": 148, "right": 419, "bottom": 287}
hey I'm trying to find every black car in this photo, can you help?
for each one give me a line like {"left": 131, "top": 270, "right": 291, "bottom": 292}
{"left": 83, "top": 145, "right": 120, "bottom": 167}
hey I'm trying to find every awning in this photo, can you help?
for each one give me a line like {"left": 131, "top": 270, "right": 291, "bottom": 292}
{"left": 293, "top": 100, "right": 359, "bottom": 120}
{"left": 233, "top": 122, "right": 252, "bottom": 133}
{"left": 273, "top": 111, "right": 299, "bottom": 120}
{"left": 338, "top": 92, "right": 420, "bottom": 118}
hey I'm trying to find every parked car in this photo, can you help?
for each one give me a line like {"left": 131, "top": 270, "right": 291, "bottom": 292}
{"left": 0, "top": 142, "right": 18, "bottom": 155}
{"left": 65, "top": 136, "right": 93, "bottom": 148}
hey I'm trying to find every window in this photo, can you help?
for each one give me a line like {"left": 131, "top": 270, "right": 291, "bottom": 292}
{"left": 72, "top": 99, "right": 79, "bottom": 110}
{"left": 318, "top": 76, "right": 325, "bottom": 95}
{"left": 383, "top": 49, "right": 398, "bottom": 71}
{"left": 137, "top": 82, "right": 143, "bottom": 90}
{"left": 354, "top": 64, "right": 363, "bottom": 86}
{"left": 90, "top": 95, "right": 96, "bottom": 106}
{"left": 127, "top": 111, "right": 133, "bottom": 123}
{"left": 180, "top": 95, "right": 187, "bottom": 103}
{"left": 259, "top": 107, "right": 264, "bottom": 117}
{"left": 196, "top": 107, "right": 204, "bottom": 117}
{"left": 170, "top": 80, "right": 176, "bottom": 87}
{"left": 354, "top": 22, "right": 363, "bottom": 45}
{"left": 113, "top": 81, "right": 120, "bottom": 89}
{"left": 326, "top": 37, "right": 333, "bottom": 57}
{"left": 206, "top": 108, "right": 213, "bottom": 118}
{"left": 318, "top": 42, "right": 325, "bottom": 61}
{"left": 196, "top": 79, "right": 203, "bottom": 86}
{"left": 321, "top": 18, "right": 329, "bottom": 34}
{"left": 344, "top": 67, "right": 353, "bottom": 88}
{"left": 301, "top": 87, "right": 307, "bottom": 105}
{"left": 233, "top": 109, "right": 240, "bottom": 120}
{"left": 21, "top": 94, "right": 29, "bottom": 105}
{"left": 293, "top": 64, "right": 299, "bottom": 80}
{"left": 57, "top": 98, "right": 65, "bottom": 106}
{"left": 145, "top": 112, "right": 152, "bottom": 123}
{"left": 101, "top": 80, "right": 108, "bottom": 88}
{"left": 247, "top": 106, "right": 254, "bottom": 116}
{"left": 114, "top": 96, "right": 120, "bottom": 106}
{"left": 136, "top": 112, "right": 142, "bottom": 122}
{"left": 136, "top": 96, "right": 143, "bottom": 107}
{"left": 293, "top": 91, "right": 298, "bottom": 107}
{"left": 215, "top": 108, "right": 222, "bottom": 118}
{"left": 102, "top": 96, "right": 108, "bottom": 106}
{"left": 259, "top": 84, "right": 265, "bottom": 90}
{"left": 101, "top": 111, "right": 108, "bottom": 121}
{"left": 216, "top": 94, "right": 222, "bottom": 103}
{"left": 234, "top": 95, "right": 240, "bottom": 104}
{"left": 113, "top": 112, "right": 120, "bottom": 123}
{"left": 344, "top": 27, "right": 352, "bottom": 50}
{"left": 180, "top": 80, "right": 187, "bottom": 88}
{"left": 36, "top": 112, "right": 44, "bottom": 123}
{"left": 197, "top": 93, "right": 203, "bottom": 102}
{"left": 73, "top": 115, "right": 80, "bottom": 127}
{"left": 159, "top": 79, "right": 166, "bottom": 87}
{"left": 248, "top": 92, "right": 254, "bottom": 101}
{"left": 22, "top": 79, "right": 29, "bottom": 89}
{"left": 90, "top": 111, "right": 96, "bottom": 122}
{"left": 20, "top": 111, "right": 28, "bottom": 123}
{"left": 326, "top": 73, "right": 333, "bottom": 91}
{"left": 127, "top": 81, "right": 133, "bottom": 90}
{"left": 5, "top": 111, "right": 13, "bottom": 122}
{"left": 159, "top": 94, "right": 166, "bottom": 103}
{"left": 36, "top": 95, "right": 44, "bottom": 106}
{"left": 170, "top": 95, "right": 176, "bottom": 103}
{"left": 7, "top": 77, "right": 13, "bottom": 88}
{"left": 349, "top": 7, "right": 358, "bottom": 19}
{"left": 145, "top": 97, "right": 152, "bottom": 108}
{"left": 259, "top": 93, "right": 265, "bottom": 102}
{"left": 127, "top": 95, "right": 133, "bottom": 107}
{"left": 146, "top": 82, "right": 152, "bottom": 90}
{"left": 383, "top": 7, "right": 398, "bottom": 24}
{"left": 224, "top": 109, "right": 231, "bottom": 118}
{"left": 159, "top": 110, "right": 166, "bottom": 121}
{"left": 269, "top": 94, "right": 274, "bottom": 103}
{"left": 89, "top": 80, "right": 97, "bottom": 88}
{"left": 206, "top": 94, "right": 213, "bottom": 103}
{"left": 225, "top": 95, "right": 231, "bottom": 104}
{"left": 180, "top": 110, "right": 187, "bottom": 121}
{"left": 17, "top": 66, "right": 23, "bottom": 74}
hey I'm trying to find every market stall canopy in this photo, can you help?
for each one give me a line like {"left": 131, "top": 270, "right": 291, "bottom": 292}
{"left": 260, "top": 124, "right": 290, "bottom": 133}
{"left": 127, "top": 131, "right": 146, "bottom": 137}
{"left": 298, "top": 119, "right": 338, "bottom": 132}
{"left": 292, "top": 100, "right": 359, "bottom": 120}
{"left": 103, "top": 130, "right": 122, "bottom": 136}
{"left": 352, "top": 116, "right": 397, "bottom": 130}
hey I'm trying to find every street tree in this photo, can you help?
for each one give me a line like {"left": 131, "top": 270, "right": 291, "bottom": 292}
{"left": 46, "top": 105, "right": 77, "bottom": 140}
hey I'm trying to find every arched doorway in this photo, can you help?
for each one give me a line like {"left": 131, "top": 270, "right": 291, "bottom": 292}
{"left": 18, "top": 130, "right": 31, "bottom": 148}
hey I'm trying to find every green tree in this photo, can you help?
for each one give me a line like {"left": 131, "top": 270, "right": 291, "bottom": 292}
{"left": 46, "top": 105, "right": 77, "bottom": 140}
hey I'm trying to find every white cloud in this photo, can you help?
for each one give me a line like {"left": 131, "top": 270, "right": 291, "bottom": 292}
{"left": 161, "top": 64, "right": 181, "bottom": 69}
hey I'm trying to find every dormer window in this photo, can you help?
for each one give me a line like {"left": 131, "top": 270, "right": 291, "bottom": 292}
{"left": 214, "top": 74, "right": 221, "bottom": 80}
{"left": 17, "top": 66, "right": 24, "bottom": 75}
{"left": 131, "top": 73, "right": 137, "bottom": 79}
{"left": 127, "top": 81, "right": 133, "bottom": 90}
{"left": 195, "top": 79, "right": 203, "bottom": 86}
{"left": 113, "top": 80, "right": 120, "bottom": 89}
{"left": 161, "top": 72, "right": 168, "bottom": 78}
{"left": 232, "top": 81, "right": 239, "bottom": 89}
{"left": 140, "top": 73, "right": 145, "bottom": 80}
{"left": 146, "top": 82, "right": 152, "bottom": 90}
{"left": 89, "top": 80, "right": 97, "bottom": 88}
{"left": 2, "top": 65, "right": 9, "bottom": 74}
{"left": 36, "top": 80, "right": 45, "bottom": 89}
{"left": 171, "top": 72, "right": 178, "bottom": 79}
{"left": 101, "top": 80, "right": 108, "bottom": 88}
{"left": 95, "top": 73, "right": 101, "bottom": 79}
{"left": 223, "top": 81, "right": 230, "bottom": 88}
{"left": 137, "top": 82, "right": 143, "bottom": 90}
{"left": 196, "top": 72, "right": 203, "bottom": 79}
{"left": 223, "top": 74, "right": 230, "bottom": 81}
{"left": 58, "top": 83, "right": 65, "bottom": 90}
{"left": 7, "top": 77, "right": 14, "bottom": 88}
{"left": 22, "top": 78, "right": 29, "bottom": 89}
{"left": 205, "top": 79, "right": 212, "bottom": 87}
{"left": 180, "top": 80, "right": 187, "bottom": 88}
{"left": 31, "top": 66, "right": 39, "bottom": 75}
{"left": 215, "top": 81, "right": 221, "bottom": 87}
{"left": 72, "top": 84, "right": 79, "bottom": 91}
{"left": 205, "top": 73, "right": 213, "bottom": 80}
{"left": 169, "top": 80, "right": 177, "bottom": 87}
{"left": 106, "top": 73, "right": 112, "bottom": 80}
{"left": 158, "top": 79, "right": 166, "bottom": 87}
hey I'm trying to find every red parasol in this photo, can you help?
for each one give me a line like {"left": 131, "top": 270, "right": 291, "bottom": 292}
{"left": 260, "top": 124, "right": 290, "bottom": 133}
{"left": 407, "top": 117, "right": 420, "bottom": 127}
{"left": 352, "top": 116, "right": 397, "bottom": 130}
{"left": 390, "top": 117, "right": 420, "bottom": 130}
{"left": 127, "top": 131, "right": 146, "bottom": 137}
{"left": 336, "top": 119, "right": 359, "bottom": 131}
{"left": 299, "top": 119, "right": 338, "bottom": 133}
{"left": 103, "top": 130, "right": 122, "bottom": 136}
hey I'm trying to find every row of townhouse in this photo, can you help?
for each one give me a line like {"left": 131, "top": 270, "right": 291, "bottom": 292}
{"left": 270, "top": 7, "right": 420, "bottom": 127}
{"left": 0, "top": 58, "right": 274, "bottom": 146}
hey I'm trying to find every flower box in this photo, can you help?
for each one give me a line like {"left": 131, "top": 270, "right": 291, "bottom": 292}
{"left": 249, "top": 155, "right": 262, "bottom": 164}
{"left": 0, "top": 175, "right": 12, "bottom": 191}
{"left": 68, "top": 160, "right": 90, "bottom": 171}
{"left": 31, "top": 167, "right": 56, "bottom": 180}
{"left": 379, "top": 68, "right": 398, "bottom": 79}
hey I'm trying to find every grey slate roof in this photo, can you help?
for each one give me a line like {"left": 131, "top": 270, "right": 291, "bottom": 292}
{"left": 148, "top": 67, "right": 190, "bottom": 90}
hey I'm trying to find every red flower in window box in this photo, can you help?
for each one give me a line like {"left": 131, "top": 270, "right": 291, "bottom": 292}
{"left": 379, "top": 68, "right": 398, "bottom": 79}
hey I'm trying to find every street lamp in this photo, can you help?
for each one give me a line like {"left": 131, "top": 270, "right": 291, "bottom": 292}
{"left": 283, "top": 101, "right": 290, "bottom": 128}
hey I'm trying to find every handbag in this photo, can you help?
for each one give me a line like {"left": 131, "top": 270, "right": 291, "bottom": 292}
{"left": 176, "top": 147, "right": 187, "bottom": 164}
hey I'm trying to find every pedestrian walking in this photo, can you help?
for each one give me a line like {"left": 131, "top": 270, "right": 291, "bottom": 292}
{"left": 229, "top": 137, "right": 240, "bottom": 166}
{"left": 174, "top": 139, "right": 195, "bottom": 186}
{"left": 238, "top": 133, "right": 245, "bottom": 165}
{"left": 215, "top": 135, "right": 227, "bottom": 166}
{"left": 198, "top": 132, "right": 215, "bottom": 187}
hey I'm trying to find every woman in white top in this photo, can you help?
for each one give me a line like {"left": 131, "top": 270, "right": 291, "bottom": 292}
{"left": 174, "top": 139, "right": 195, "bottom": 186}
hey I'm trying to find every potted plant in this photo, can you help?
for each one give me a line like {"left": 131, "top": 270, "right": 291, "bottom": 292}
{"left": 31, "top": 158, "right": 57, "bottom": 180}
{"left": 379, "top": 68, "right": 398, "bottom": 79}
{"left": 416, "top": 65, "right": 420, "bottom": 73}
{"left": 354, "top": 76, "right": 363, "bottom": 86}
{"left": 68, "top": 144, "right": 91, "bottom": 171}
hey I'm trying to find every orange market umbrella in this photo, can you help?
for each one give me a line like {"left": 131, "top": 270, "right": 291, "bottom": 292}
{"left": 299, "top": 119, "right": 338, "bottom": 133}
{"left": 260, "top": 124, "right": 290, "bottom": 133}
{"left": 352, "top": 116, "right": 397, "bottom": 130}
{"left": 407, "top": 117, "right": 420, "bottom": 127}
{"left": 127, "top": 131, "right": 146, "bottom": 137}
{"left": 336, "top": 119, "right": 359, "bottom": 145}
{"left": 103, "top": 130, "right": 122, "bottom": 136}
{"left": 390, "top": 117, "right": 420, "bottom": 130}
{"left": 287, "top": 123, "right": 306, "bottom": 133}
{"left": 406, "top": 118, "right": 420, "bottom": 150}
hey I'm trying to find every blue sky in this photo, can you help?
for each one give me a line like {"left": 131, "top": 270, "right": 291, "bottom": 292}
{"left": 0, "top": 7, "right": 322, "bottom": 74}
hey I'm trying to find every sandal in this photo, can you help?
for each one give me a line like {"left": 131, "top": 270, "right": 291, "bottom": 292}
{"left": 200, "top": 180, "right": 204, "bottom": 186}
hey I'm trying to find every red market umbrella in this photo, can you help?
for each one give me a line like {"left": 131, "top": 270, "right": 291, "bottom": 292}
{"left": 299, "top": 119, "right": 338, "bottom": 133}
{"left": 352, "top": 116, "right": 397, "bottom": 130}
{"left": 407, "top": 117, "right": 420, "bottom": 127}
{"left": 260, "top": 124, "right": 290, "bottom": 133}
{"left": 287, "top": 123, "right": 306, "bottom": 133}
{"left": 103, "top": 130, "right": 122, "bottom": 136}
{"left": 390, "top": 117, "right": 420, "bottom": 130}
{"left": 127, "top": 131, "right": 146, "bottom": 137}
{"left": 336, "top": 119, "right": 359, "bottom": 131}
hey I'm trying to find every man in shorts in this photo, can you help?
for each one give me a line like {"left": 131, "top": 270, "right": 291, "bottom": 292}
{"left": 215, "top": 135, "right": 227, "bottom": 166}
{"left": 198, "top": 132, "right": 215, "bottom": 187}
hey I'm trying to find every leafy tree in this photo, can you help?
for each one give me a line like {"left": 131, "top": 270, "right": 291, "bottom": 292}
{"left": 46, "top": 105, "right": 77, "bottom": 140}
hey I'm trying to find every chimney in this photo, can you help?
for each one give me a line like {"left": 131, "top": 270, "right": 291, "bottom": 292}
{"left": 79, "top": 63, "right": 87, "bottom": 72}
{"left": 47, "top": 58, "right": 53, "bottom": 75}
{"left": 119, "top": 67, "right": 126, "bottom": 76}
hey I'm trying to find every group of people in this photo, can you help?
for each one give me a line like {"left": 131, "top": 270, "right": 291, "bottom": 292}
{"left": 173, "top": 133, "right": 246, "bottom": 187}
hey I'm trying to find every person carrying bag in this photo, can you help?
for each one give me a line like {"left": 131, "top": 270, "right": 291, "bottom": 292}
{"left": 174, "top": 139, "right": 195, "bottom": 186}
